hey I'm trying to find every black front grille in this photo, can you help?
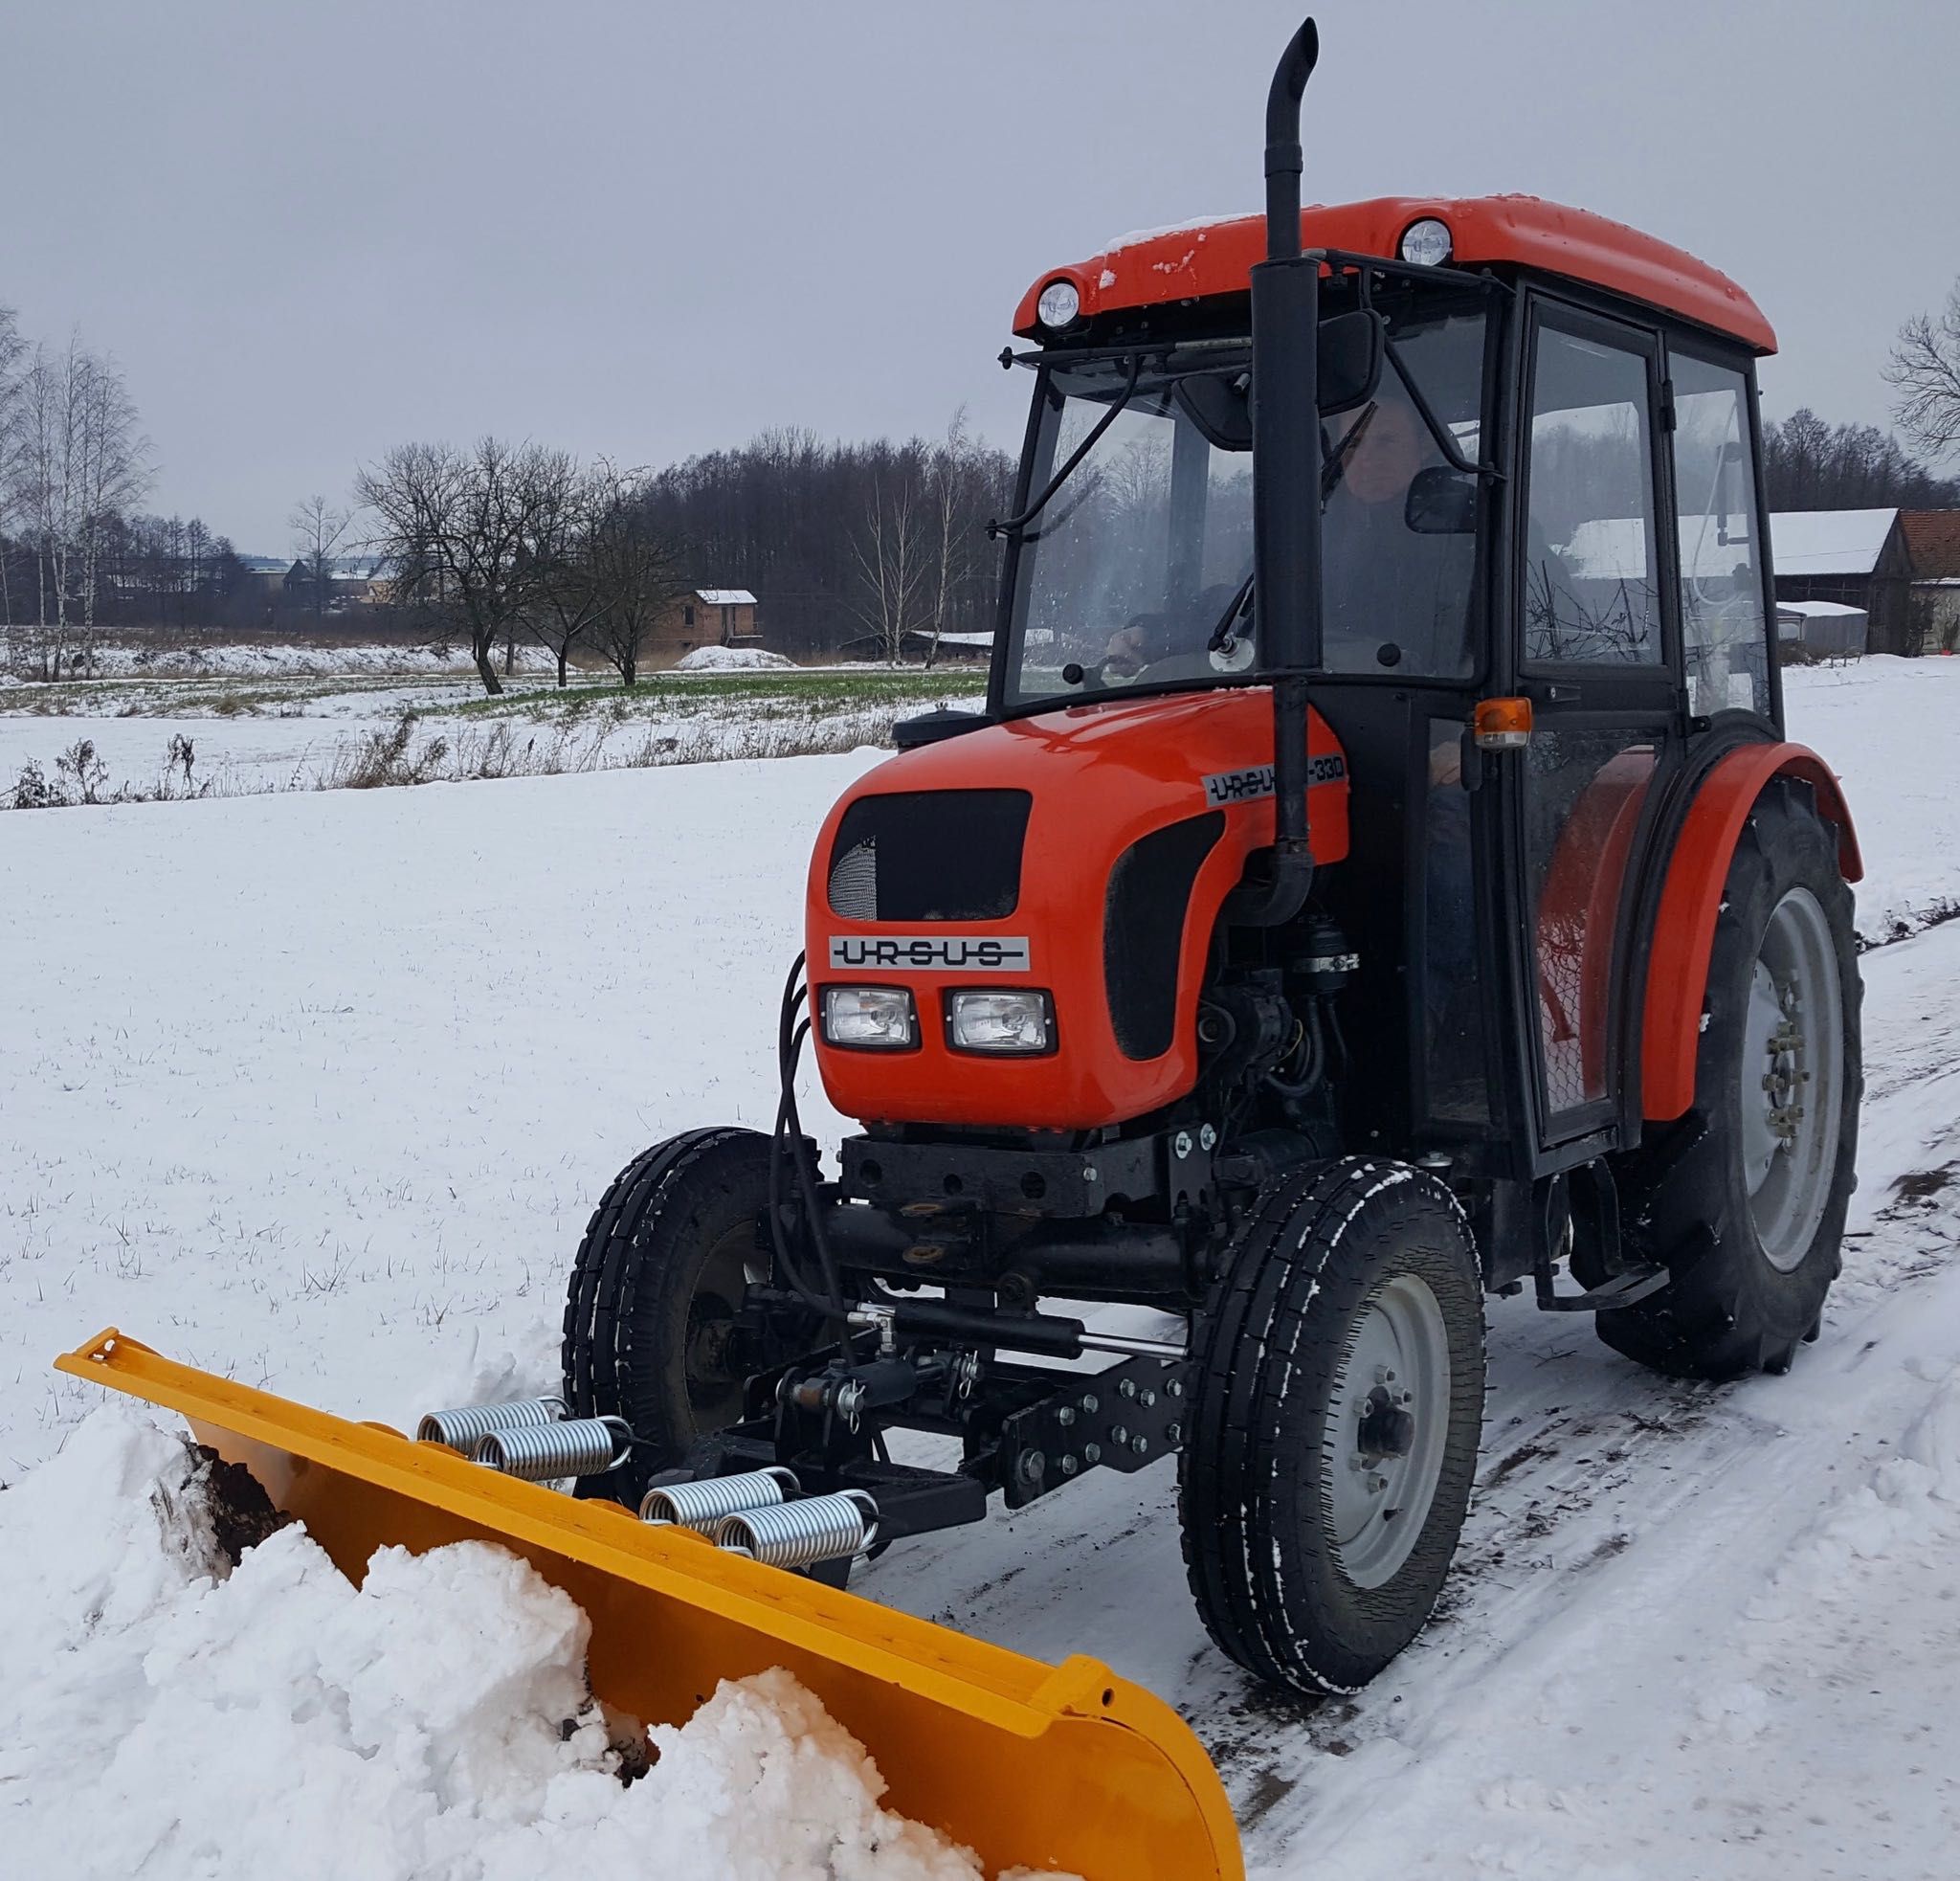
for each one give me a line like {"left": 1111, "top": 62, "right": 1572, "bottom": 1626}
{"left": 827, "top": 790, "right": 1034, "bottom": 922}
{"left": 1103, "top": 812, "right": 1224, "bottom": 1060}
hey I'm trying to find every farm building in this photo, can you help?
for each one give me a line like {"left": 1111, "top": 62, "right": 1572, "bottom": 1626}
{"left": 1900, "top": 509, "right": 1960, "bottom": 654}
{"left": 647, "top": 588, "right": 763, "bottom": 665}
{"left": 1768, "top": 508, "right": 1914, "bottom": 654}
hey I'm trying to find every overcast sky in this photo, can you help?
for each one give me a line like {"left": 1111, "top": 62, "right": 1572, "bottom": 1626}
{"left": 11, "top": 0, "right": 1958, "bottom": 552}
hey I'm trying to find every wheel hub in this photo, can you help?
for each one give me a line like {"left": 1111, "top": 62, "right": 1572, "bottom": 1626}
{"left": 1326, "top": 1277, "right": 1451, "bottom": 1590}
{"left": 1740, "top": 886, "right": 1844, "bottom": 1273}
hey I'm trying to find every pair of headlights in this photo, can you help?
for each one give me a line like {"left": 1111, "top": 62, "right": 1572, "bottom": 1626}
{"left": 821, "top": 985, "right": 1055, "bottom": 1056}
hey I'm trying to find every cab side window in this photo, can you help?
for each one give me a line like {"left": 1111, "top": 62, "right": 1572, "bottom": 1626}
{"left": 1670, "top": 353, "right": 1771, "bottom": 717}
{"left": 1523, "top": 324, "right": 1663, "bottom": 664}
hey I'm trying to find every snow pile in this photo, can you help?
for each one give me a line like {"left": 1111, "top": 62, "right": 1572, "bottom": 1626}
{"left": 676, "top": 644, "right": 797, "bottom": 672}
{"left": 0, "top": 1407, "right": 1068, "bottom": 1881}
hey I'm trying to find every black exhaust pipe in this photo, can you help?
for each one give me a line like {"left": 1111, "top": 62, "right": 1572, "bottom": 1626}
{"left": 1230, "top": 16, "right": 1322, "bottom": 929}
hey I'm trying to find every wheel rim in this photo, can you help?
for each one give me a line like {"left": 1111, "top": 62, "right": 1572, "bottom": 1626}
{"left": 1325, "top": 1274, "right": 1452, "bottom": 1590}
{"left": 1739, "top": 885, "right": 1843, "bottom": 1273}
{"left": 681, "top": 1225, "right": 765, "bottom": 1432}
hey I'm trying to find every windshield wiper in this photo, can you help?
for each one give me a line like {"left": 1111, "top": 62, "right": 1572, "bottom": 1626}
{"left": 986, "top": 354, "right": 1143, "bottom": 542}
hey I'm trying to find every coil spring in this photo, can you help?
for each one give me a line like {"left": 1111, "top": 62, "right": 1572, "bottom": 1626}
{"left": 638, "top": 1466, "right": 800, "bottom": 1531}
{"left": 475, "top": 1415, "right": 633, "bottom": 1480}
{"left": 415, "top": 1396, "right": 567, "bottom": 1451}
{"left": 715, "top": 1489, "right": 879, "bottom": 1569}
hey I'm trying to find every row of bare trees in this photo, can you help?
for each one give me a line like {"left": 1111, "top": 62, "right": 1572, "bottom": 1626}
{"left": 0, "top": 307, "right": 158, "bottom": 675}
{"left": 354, "top": 439, "right": 687, "bottom": 693}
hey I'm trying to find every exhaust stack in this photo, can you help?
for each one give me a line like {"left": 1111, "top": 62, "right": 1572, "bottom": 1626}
{"left": 1234, "top": 15, "right": 1323, "bottom": 928}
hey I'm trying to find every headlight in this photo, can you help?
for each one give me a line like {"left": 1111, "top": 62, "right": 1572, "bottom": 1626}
{"left": 946, "top": 989, "right": 1055, "bottom": 1055}
{"left": 1398, "top": 217, "right": 1452, "bottom": 267}
{"left": 821, "top": 986, "right": 918, "bottom": 1051}
{"left": 1036, "top": 279, "right": 1081, "bottom": 328}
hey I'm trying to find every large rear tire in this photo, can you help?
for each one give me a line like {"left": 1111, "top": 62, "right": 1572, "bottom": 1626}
{"left": 1179, "top": 1157, "right": 1485, "bottom": 1699}
{"left": 562, "top": 1128, "right": 773, "bottom": 1500}
{"left": 1601, "top": 778, "right": 1861, "bottom": 1379}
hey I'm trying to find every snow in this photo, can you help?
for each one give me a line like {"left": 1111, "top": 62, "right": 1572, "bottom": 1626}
{"left": 3, "top": 656, "right": 1960, "bottom": 1876}
{"left": 692, "top": 589, "right": 759, "bottom": 607}
{"left": 676, "top": 643, "right": 796, "bottom": 671}
{"left": 1770, "top": 507, "right": 1899, "bottom": 577}
{"left": 0, "top": 1408, "right": 1046, "bottom": 1879}
{"left": 1, "top": 638, "right": 559, "bottom": 683}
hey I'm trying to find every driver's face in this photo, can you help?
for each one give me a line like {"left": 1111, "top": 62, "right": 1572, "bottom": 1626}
{"left": 1343, "top": 399, "right": 1426, "bottom": 504}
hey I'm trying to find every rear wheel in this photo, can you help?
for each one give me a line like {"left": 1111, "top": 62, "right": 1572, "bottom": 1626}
{"left": 1179, "top": 1157, "right": 1485, "bottom": 1698}
{"left": 1602, "top": 779, "right": 1861, "bottom": 1378}
{"left": 562, "top": 1128, "right": 773, "bottom": 1500}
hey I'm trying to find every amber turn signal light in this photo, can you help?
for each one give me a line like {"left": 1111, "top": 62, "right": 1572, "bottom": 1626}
{"left": 1473, "top": 697, "right": 1534, "bottom": 750}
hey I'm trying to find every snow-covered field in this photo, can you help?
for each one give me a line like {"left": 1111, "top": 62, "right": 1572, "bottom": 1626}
{"left": 0, "top": 659, "right": 982, "bottom": 799}
{"left": 5, "top": 658, "right": 1959, "bottom": 1877}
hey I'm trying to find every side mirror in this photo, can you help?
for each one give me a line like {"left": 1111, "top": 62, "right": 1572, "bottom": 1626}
{"left": 1404, "top": 463, "right": 1478, "bottom": 534}
{"left": 1317, "top": 308, "right": 1386, "bottom": 415}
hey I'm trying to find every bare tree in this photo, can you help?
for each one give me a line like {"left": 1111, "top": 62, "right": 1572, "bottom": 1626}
{"left": 586, "top": 471, "right": 686, "bottom": 686}
{"left": 526, "top": 463, "right": 614, "bottom": 687}
{"left": 0, "top": 306, "right": 26, "bottom": 633}
{"left": 850, "top": 462, "right": 932, "bottom": 663}
{"left": 9, "top": 333, "right": 148, "bottom": 677}
{"left": 1888, "top": 280, "right": 1960, "bottom": 464}
{"left": 289, "top": 494, "right": 353, "bottom": 620}
{"left": 355, "top": 437, "right": 572, "bottom": 694}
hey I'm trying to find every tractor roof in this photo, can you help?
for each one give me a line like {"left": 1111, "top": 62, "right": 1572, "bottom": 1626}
{"left": 1013, "top": 195, "right": 1775, "bottom": 354}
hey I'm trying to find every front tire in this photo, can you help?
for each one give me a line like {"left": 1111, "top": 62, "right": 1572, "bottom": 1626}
{"left": 562, "top": 1128, "right": 773, "bottom": 1500}
{"left": 1602, "top": 779, "right": 1861, "bottom": 1379}
{"left": 1179, "top": 1157, "right": 1485, "bottom": 1699}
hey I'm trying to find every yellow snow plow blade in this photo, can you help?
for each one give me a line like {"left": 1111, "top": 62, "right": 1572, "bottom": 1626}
{"left": 57, "top": 1329, "right": 1242, "bottom": 1881}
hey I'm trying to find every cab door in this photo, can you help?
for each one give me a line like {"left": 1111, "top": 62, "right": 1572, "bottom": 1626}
{"left": 1502, "top": 300, "right": 1682, "bottom": 1159}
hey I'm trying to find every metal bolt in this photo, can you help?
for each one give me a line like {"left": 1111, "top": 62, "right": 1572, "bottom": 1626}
{"left": 1117, "top": 1377, "right": 1137, "bottom": 1400}
{"left": 1138, "top": 1388, "right": 1157, "bottom": 1408}
{"left": 1166, "top": 1421, "right": 1183, "bottom": 1444}
{"left": 1198, "top": 1124, "right": 1218, "bottom": 1151}
{"left": 1080, "top": 1394, "right": 1099, "bottom": 1415}
{"left": 1132, "top": 1434, "right": 1149, "bottom": 1456}
{"left": 1110, "top": 1423, "right": 1129, "bottom": 1444}
{"left": 1369, "top": 1473, "right": 1388, "bottom": 1493}
{"left": 1016, "top": 1450, "right": 1046, "bottom": 1484}
{"left": 1082, "top": 1166, "right": 1100, "bottom": 1184}
{"left": 1166, "top": 1377, "right": 1184, "bottom": 1400}
{"left": 1055, "top": 1404, "right": 1077, "bottom": 1428}
{"left": 1082, "top": 1443, "right": 1102, "bottom": 1465}
{"left": 1173, "top": 1130, "right": 1193, "bottom": 1158}
{"left": 1059, "top": 1454, "right": 1079, "bottom": 1476}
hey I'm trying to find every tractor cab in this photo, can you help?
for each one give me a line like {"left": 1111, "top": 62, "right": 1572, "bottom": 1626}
{"left": 960, "top": 192, "right": 1802, "bottom": 1202}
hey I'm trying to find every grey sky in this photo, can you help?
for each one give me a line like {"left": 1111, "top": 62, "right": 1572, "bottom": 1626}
{"left": 11, "top": 0, "right": 1957, "bottom": 553}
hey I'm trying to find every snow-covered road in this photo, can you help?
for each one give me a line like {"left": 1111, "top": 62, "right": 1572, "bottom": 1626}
{"left": 5, "top": 662, "right": 1959, "bottom": 1877}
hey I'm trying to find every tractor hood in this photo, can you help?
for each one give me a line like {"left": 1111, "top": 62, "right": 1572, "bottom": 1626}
{"left": 807, "top": 689, "right": 1349, "bottom": 1132}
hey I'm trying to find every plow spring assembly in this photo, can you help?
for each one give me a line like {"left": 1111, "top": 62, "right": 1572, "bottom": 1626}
{"left": 57, "top": 1329, "right": 1243, "bottom": 1881}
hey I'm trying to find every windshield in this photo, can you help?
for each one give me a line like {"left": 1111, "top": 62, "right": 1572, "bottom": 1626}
{"left": 1001, "top": 290, "right": 1489, "bottom": 708}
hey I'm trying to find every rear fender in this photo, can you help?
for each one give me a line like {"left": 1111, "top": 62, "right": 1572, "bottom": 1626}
{"left": 1639, "top": 743, "right": 1860, "bottom": 1121}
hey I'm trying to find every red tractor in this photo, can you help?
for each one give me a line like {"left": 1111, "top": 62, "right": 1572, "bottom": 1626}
{"left": 564, "top": 20, "right": 1861, "bottom": 1699}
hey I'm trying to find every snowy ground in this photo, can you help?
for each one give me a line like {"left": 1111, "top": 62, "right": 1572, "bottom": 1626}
{"left": 4, "top": 658, "right": 1959, "bottom": 1876}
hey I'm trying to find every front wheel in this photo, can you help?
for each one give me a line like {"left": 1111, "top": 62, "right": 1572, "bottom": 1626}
{"left": 561, "top": 1128, "right": 774, "bottom": 1501}
{"left": 1179, "top": 1157, "right": 1485, "bottom": 1699}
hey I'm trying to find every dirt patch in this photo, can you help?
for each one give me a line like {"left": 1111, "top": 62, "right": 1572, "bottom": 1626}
{"left": 194, "top": 1447, "right": 294, "bottom": 1562}
{"left": 1890, "top": 1163, "right": 1959, "bottom": 1208}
